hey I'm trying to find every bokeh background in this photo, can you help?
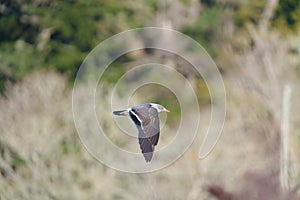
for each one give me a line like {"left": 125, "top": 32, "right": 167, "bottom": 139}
{"left": 1, "top": 0, "right": 300, "bottom": 199}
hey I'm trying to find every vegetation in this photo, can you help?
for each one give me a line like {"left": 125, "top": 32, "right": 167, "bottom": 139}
{"left": 0, "top": 0, "right": 154, "bottom": 91}
{"left": 0, "top": 0, "right": 300, "bottom": 199}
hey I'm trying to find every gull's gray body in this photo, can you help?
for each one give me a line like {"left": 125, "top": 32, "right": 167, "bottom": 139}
{"left": 113, "top": 103, "right": 169, "bottom": 162}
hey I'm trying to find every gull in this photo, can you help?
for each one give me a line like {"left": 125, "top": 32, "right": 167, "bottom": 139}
{"left": 113, "top": 103, "right": 170, "bottom": 162}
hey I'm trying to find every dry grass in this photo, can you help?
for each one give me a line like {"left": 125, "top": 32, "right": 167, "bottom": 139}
{"left": 0, "top": 71, "right": 203, "bottom": 199}
{"left": 208, "top": 27, "right": 300, "bottom": 199}
{"left": 0, "top": 31, "right": 300, "bottom": 199}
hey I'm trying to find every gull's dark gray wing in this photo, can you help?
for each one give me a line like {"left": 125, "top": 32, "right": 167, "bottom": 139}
{"left": 131, "top": 107, "right": 160, "bottom": 145}
{"left": 137, "top": 125, "right": 154, "bottom": 162}
{"left": 129, "top": 107, "right": 160, "bottom": 162}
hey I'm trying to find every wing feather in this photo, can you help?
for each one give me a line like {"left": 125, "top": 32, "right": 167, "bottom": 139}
{"left": 129, "top": 107, "right": 160, "bottom": 162}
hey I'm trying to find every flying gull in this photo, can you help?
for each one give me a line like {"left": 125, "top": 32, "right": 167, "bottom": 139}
{"left": 113, "top": 103, "right": 170, "bottom": 162}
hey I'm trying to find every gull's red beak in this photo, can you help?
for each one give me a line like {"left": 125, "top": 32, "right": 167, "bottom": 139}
{"left": 165, "top": 109, "right": 170, "bottom": 113}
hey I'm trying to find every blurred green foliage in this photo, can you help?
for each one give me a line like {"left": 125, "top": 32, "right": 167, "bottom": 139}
{"left": 234, "top": 0, "right": 266, "bottom": 27}
{"left": 0, "top": 0, "right": 153, "bottom": 93}
{"left": 181, "top": 0, "right": 300, "bottom": 57}
{"left": 272, "top": 0, "right": 300, "bottom": 33}
{"left": 60, "top": 139, "right": 81, "bottom": 155}
{"left": 181, "top": 6, "right": 223, "bottom": 56}
{"left": 0, "top": 0, "right": 299, "bottom": 94}
{"left": 11, "top": 153, "right": 26, "bottom": 171}
{"left": 233, "top": 0, "right": 300, "bottom": 33}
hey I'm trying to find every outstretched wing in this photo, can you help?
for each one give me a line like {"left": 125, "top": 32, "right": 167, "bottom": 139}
{"left": 129, "top": 107, "right": 160, "bottom": 162}
{"left": 142, "top": 107, "right": 160, "bottom": 145}
{"left": 137, "top": 126, "right": 155, "bottom": 162}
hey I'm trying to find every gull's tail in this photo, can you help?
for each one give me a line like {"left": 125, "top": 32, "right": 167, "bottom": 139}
{"left": 112, "top": 109, "right": 129, "bottom": 116}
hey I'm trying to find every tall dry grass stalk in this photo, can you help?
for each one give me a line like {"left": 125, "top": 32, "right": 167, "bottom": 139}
{"left": 218, "top": 25, "right": 300, "bottom": 199}
{"left": 280, "top": 84, "right": 293, "bottom": 191}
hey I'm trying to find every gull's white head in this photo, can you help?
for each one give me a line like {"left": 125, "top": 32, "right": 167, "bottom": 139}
{"left": 150, "top": 103, "right": 170, "bottom": 113}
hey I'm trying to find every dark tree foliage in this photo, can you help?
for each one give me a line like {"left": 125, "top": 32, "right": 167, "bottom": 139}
{"left": 272, "top": 0, "right": 300, "bottom": 33}
{"left": 0, "top": 0, "right": 151, "bottom": 93}
{"left": 0, "top": 0, "right": 299, "bottom": 93}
